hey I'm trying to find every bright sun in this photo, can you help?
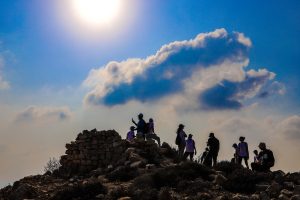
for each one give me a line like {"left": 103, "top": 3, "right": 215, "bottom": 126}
{"left": 71, "top": 0, "right": 122, "bottom": 26}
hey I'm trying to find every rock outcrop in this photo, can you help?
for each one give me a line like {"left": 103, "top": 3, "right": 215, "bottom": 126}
{"left": 0, "top": 129, "right": 300, "bottom": 200}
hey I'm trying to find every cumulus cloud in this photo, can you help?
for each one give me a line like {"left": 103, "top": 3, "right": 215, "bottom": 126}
{"left": 15, "top": 106, "right": 73, "bottom": 122}
{"left": 277, "top": 115, "right": 300, "bottom": 140}
{"left": 83, "top": 29, "right": 282, "bottom": 109}
{"left": 200, "top": 69, "right": 276, "bottom": 110}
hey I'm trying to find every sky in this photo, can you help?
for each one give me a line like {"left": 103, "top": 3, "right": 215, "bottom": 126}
{"left": 0, "top": 0, "right": 300, "bottom": 187}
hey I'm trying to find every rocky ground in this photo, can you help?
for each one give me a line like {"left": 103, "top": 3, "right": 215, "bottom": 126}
{"left": 1, "top": 129, "right": 300, "bottom": 200}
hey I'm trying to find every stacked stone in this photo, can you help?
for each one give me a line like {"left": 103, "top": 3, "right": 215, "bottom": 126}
{"left": 60, "top": 129, "right": 126, "bottom": 173}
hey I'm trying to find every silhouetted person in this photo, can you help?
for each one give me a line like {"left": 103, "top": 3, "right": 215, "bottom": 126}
{"left": 176, "top": 124, "right": 187, "bottom": 159}
{"left": 145, "top": 118, "right": 161, "bottom": 146}
{"left": 132, "top": 113, "right": 147, "bottom": 139}
{"left": 207, "top": 132, "right": 219, "bottom": 167}
{"left": 251, "top": 142, "right": 275, "bottom": 172}
{"left": 184, "top": 134, "right": 197, "bottom": 161}
{"left": 200, "top": 148, "right": 209, "bottom": 164}
{"left": 238, "top": 136, "right": 249, "bottom": 169}
{"left": 232, "top": 143, "right": 239, "bottom": 164}
{"left": 126, "top": 126, "right": 135, "bottom": 142}
{"left": 253, "top": 150, "right": 259, "bottom": 163}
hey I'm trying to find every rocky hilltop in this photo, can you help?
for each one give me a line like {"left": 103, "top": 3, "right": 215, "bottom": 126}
{"left": 1, "top": 129, "right": 300, "bottom": 200}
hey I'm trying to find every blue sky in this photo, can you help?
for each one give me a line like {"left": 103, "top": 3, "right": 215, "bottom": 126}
{"left": 0, "top": 0, "right": 300, "bottom": 187}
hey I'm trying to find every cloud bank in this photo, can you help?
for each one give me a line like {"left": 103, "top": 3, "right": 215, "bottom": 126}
{"left": 15, "top": 106, "right": 72, "bottom": 122}
{"left": 83, "top": 29, "right": 283, "bottom": 110}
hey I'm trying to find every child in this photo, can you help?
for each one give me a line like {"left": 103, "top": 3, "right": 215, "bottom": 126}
{"left": 253, "top": 150, "right": 259, "bottom": 163}
{"left": 232, "top": 143, "right": 239, "bottom": 164}
{"left": 126, "top": 126, "right": 135, "bottom": 142}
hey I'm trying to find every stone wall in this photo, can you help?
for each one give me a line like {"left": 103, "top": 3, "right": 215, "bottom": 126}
{"left": 59, "top": 129, "right": 127, "bottom": 173}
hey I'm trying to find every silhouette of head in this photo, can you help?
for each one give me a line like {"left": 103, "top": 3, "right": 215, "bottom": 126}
{"left": 138, "top": 113, "right": 143, "bottom": 119}
{"left": 179, "top": 124, "right": 185, "bottom": 129}
{"left": 253, "top": 150, "right": 258, "bottom": 155}
{"left": 149, "top": 118, "right": 153, "bottom": 122}
{"left": 188, "top": 134, "right": 193, "bottom": 139}
{"left": 258, "top": 142, "right": 266, "bottom": 150}
{"left": 205, "top": 147, "right": 209, "bottom": 151}
{"left": 209, "top": 132, "right": 214, "bottom": 138}
{"left": 130, "top": 126, "right": 135, "bottom": 131}
{"left": 232, "top": 143, "right": 238, "bottom": 148}
{"left": 239, "top": 136, "right": 245, "bottom": 142}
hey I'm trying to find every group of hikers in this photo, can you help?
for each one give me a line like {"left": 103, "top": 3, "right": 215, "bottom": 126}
{"left": 126, "top": 113, "right": 275, "bottom": 173}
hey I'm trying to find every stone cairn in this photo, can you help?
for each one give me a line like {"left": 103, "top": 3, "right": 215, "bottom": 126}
{"left": 59, "top": 129, "right": 127, "bottom": 174}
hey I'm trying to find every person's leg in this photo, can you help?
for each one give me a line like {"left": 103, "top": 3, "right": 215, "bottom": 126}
{"left": 152, "top": 134, "right": 161, "bottom": 147}
{"left": 183, "top": 152, "right": 189, "bottom": 160}
{"left": 244, "top": 158, "right": 249, "bottom": 169}
{"left": 190, "top": 152, "right": 194, "bottom": 161}
{"left": 237, "top": 156, "right": 242, "bottom": 165}
{"left": 212, "top": 153, "right": 218, "bottom": 167}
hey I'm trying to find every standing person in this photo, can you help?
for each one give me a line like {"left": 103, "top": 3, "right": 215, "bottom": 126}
{"left": 126, "top": 126, "right": 135, "bottom": 142}
{"left": 132, "top": 113, "right": 147, "bottom": 139}
{"left": 251, "top": 142, "right": 275, "bottom": 172}
{"left": 238, "top": 136, "right": 249, "bottom": 169}
{"left": 232, "top": 143, "right": 239, "bottom": 164}
{"left": 207, "top": 132, "right": 219, "bottom": 167}
{"left": 145, "top": 118, "right": 161, "bottom": 146}
{"left": 175, "top": 124, "right": 187, "bottom": 159}
{"left": 184, "top": 134, "right": 197, "bottom": 161}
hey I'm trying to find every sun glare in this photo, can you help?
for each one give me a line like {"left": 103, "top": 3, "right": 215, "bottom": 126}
{"left": 71, "top": 0, "right": 122, "bottom": 26}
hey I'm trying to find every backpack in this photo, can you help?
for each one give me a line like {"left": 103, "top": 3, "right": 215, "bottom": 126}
{"left": 175, "top": 134, "right": 181, "bottom": 145}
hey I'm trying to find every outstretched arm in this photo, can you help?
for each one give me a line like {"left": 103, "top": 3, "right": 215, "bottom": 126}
{"left": 132, "top": 118, "right": 137, "bottom": 126}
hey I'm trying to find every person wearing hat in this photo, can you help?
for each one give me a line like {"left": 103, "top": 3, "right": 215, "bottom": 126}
{"left": 126, "top": 126, "right": 136, "bottom": 142}
{"left": 238, "top": 136, "right": 249, "bottom": 169}
{"left": 132, "top": 113, "right": 147, "bottom": 139}
{"left": 184, "top": 134, "right": 197, "bottom": 161}
{"left": 251, "top": 142, "right": 275, "bottom": 172}
{"left": 207, "top": 132, "right": 219, "bottom": 167}
{"left": 176, "top": 124, "right": 187, "bottom": 159}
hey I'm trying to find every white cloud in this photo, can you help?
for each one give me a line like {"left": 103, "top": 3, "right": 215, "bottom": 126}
{"left": 276, "top": 115, "right": 300, "bottom": 140}
{"left": 82, "top": 29, "right": 282, "bottom": 110}
{"left": 15, "top": 106, "right": 73, "bottom": 122}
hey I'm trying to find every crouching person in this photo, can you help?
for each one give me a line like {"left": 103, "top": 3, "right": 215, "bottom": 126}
{"left": 251, "top": 142, "right": 275, "bottom": 172}
{"left": 184, "top": 134, "right": 197, "bottom": 161}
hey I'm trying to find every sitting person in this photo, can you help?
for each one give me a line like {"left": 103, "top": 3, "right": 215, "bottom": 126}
{"left": 253, "top": 150, "right": 260, "bottom": 163}
{"left": 126, "top": 126, "right": 135, "bottom": 142}
{"left": 183, "top": 134, "right": 197, "bottom": 161}
{"left": 251, "top": 142, "right": 275, "bottom": 172}
{"left": 145, "top": 118, "right": 161, "bottom": 146}
{"left": 200, "top": 148, "right": 209, "bottom": 164}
